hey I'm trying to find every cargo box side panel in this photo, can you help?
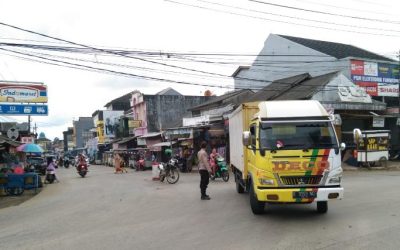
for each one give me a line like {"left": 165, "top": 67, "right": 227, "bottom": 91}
{"left": 229, "top": 105, "right": 245, "bottom": 173}
{"left": 229, "top": 103, "right": 259, "bottom": 176}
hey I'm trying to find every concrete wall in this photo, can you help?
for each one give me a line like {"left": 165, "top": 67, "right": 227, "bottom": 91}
{"left": 234, "top": 34, "right": 348, "bottom": 90}
{"left": 145, "top": 95, "right": 212, "bottom": 132}
{"left": 74, "top": 117, "right": 94, "bottom": 148}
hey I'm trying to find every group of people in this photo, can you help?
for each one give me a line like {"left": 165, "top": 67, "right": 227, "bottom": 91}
{"left": 46, "top": 154, "right": 89, "bottom": 182}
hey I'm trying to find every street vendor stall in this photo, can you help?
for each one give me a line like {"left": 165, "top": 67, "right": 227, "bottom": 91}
{"left": 353, "top": 129, "right": 390, "bottom": 167}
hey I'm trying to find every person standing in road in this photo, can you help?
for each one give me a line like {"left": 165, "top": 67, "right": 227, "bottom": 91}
{"left": 197, "top": 141, "right": 212, "bottom": 200}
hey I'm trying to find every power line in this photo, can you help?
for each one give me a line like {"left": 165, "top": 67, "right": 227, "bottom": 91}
{"left": 198, "top": 0, "right": 400, "bottom": 33}
{"left": 290, "top": 0, "right": 399, "bottom": 17}
{"left": 4, "top": 47, "right": 370, "bottom": 94}
{"left": 165, "top": 0, "right": 400, "bottom": 37}
{"left": 0, "top": 21, "right": 242, "bottom": 80}
{"left": 0, "top": 42, "right": 335, "bottom": 57}
{"left": 0, "top": 47, "right": 238, "bottom": 89}
{"left": 249, "top": 0, "right": 400, "bottom": 24}
{"left": 0, "top": 26, "right": 350, "bottom": 85}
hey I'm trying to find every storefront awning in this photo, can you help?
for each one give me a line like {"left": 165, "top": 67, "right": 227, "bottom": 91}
{"left": 151, "top": 141, "right": 176, "bottom": 147}
{"left": 116, "top": 136, "right": 137, "bottom": 145}
{"left": 139, "top": 132, "right": 163, "bottom": 138}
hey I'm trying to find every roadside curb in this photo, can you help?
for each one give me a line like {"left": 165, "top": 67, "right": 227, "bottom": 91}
{"left": 343, "top": 166, "right": 400, "bottom": 171}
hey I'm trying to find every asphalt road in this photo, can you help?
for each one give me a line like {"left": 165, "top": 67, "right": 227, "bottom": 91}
{"left": 1, "top": 166, "right": 400, "bottom": 250}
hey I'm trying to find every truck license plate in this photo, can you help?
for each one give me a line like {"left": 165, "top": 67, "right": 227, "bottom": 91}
{"left": 293, "top": 191, "right": 317, "bottom": 199}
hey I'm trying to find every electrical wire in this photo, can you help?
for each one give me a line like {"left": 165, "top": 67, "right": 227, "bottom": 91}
{"left": 165, "top": 0, "right": 400, "bottom": 38}
{"left": 248, "top": 0, "right": 400, "bottom": 24}
{"left": 199, "top": 0, "right": 400, "bottom": 33}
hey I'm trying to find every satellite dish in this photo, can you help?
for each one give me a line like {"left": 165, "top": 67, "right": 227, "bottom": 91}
{"left": 7, "top": 127, "right": 19, "bottom": 141}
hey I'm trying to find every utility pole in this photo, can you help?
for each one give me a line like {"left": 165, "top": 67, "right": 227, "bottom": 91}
{"left": 28, "top": 115, "right": 31, "bottom": 134}
{"left": 397, "top": 50, "right": 400, "bottom": 114}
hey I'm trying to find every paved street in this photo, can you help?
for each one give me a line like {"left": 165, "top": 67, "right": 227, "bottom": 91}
{"left": 1, "top": 166, "right": 400, "bottom": 250}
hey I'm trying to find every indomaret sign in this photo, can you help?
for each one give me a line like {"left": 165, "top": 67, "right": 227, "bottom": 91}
{"left": 0, "top": 82, "right": 48, "bottom": 103}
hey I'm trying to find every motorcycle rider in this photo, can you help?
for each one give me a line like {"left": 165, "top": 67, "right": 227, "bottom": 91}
{"left": 77, "top": 154, "right": 88, "bottom": 172}
{"left": 64, "top": 155, "right": 70, "bottom": 167}
{"left": 209, "top": 148, "right": 219, "bottom": 176}
{"left": 47, "top": 157, "right": 59, "bottom": 183}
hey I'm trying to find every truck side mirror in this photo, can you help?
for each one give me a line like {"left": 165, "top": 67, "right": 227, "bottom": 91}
{"left": 340, "top": 142, "right": 346, "bottom": 151}
{"left": 242, "top": 131, "right": 250, "bottom": 146}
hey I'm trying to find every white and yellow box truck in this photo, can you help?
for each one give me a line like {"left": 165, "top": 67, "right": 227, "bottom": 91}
{"left": 229, "top": 101, "right": 345, "bottom": 214}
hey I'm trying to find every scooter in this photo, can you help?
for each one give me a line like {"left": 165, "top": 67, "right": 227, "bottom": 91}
{"left": 45, "top": 169, "right": 56, "bottom": 184}
{"left": 135, "top": 158, "right": 145, "bottom": 171}
{"left": 64, "top": 159, "right": 70, "bottom": 168}
{"left": 77, "top": 164, "right": 88, "bottom": 178}
{"left": 210, "top": 156, "right": 229, "bottom": 182}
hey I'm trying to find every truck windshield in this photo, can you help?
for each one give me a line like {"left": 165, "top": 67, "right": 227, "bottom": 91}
{"left": 259, "top": 121, "right": 338, "bottom": 150}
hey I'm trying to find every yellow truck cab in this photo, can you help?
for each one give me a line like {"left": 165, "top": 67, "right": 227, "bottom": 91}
{"left": 229, "top": 100, "right": 345, "bottom": 214}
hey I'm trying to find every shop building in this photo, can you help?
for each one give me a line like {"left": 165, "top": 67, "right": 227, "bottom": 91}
{"left": 233, "top": 34, "right": 400, "bottom": 154}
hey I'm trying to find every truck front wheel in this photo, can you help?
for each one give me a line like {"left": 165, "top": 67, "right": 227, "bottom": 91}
{"left": 317, "top": 201, "right": 328, "bottom": 213}
{"left": 249, "top": 182, "right": 265, "bottom": 214}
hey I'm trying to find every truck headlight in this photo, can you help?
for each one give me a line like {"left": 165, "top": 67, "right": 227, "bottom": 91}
{"left": 259, "top": 178, "right": 274, "bottom": 185}
{"left": 328, "top": 176, "right": 341, "bottom": 184}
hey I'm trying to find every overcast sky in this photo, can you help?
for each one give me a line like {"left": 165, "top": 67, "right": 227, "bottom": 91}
{"left": 0, "top": 0, "right": 399, "bottom": 140}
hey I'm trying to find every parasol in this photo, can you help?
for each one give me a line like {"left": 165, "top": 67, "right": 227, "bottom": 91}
{"left": 16, "top": 143, "right": 44, "bottom": 153}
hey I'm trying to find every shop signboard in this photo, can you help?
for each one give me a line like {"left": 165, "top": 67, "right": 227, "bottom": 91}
{"left": 350, "top": 60, "right": 399, "bottom": 97}
{"left": 128, "top": 119, "right": 142, "bottom": 129}
{"left": 21, "top": 136, "right": 34, "bottom": 144}
{"left": 372, "top": 117, "right": 385, "bottom": 128}
{"left": 0, "top": 104, "right": 48, "bottom": 115}
{"left": 0, "top": 82, "right": 48, "bottom": 103}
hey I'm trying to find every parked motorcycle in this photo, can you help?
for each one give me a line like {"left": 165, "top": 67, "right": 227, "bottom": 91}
{"left": 135, "top": 158, "right": 145, "bottom": 171}
{"left": 45, "top": 169, "right": 56, "bottom": 184}
{"left": 64, "top": 158, "right": 70, "bottom": 168}
{"left": 210, "top": 156, "right": 229, "bottom": 182}
{"left": 77, "top": 164, "right": 88, "bottom": 178}
{"left": 176, "top": 156, "right": 192, "bottom": 172}
{"left": 158, "top": 157, "right": 180, "bottom": 184}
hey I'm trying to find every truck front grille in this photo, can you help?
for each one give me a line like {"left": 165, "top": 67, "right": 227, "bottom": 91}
{"left": 280, "top": 175, "right": 322, "bottom": 186}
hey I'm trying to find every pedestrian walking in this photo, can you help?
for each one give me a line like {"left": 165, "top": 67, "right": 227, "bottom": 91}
{"left": 114, "top": 153, "right": 127, "bottom": 174}
{"left": 197, "top": 141, "right": 212, "bottom": 200}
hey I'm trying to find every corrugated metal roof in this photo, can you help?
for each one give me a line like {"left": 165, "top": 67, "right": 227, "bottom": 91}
{"left": 155, "top": 87, "right": 182, "bottom": 96}
{"left": 278, "top": 35, "right": 394, "bottom": 62}
{"left": 188, "top": 89, "right": 254, "bottom": 111}
{"left": 246, "top": 73, "right": 311, "bottom": 102}
{"left": 273, "top": 72, "right": 338, "bottom": 100}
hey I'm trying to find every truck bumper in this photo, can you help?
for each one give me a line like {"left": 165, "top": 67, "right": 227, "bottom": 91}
{"left": 256, "top": 186, "right": 344, "bottom": 203}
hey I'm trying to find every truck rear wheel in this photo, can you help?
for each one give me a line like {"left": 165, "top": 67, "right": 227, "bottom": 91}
{"left": 317, "top": 201, "right": 328, "bottom": 213}
{"left": 249, "top": 182, "right": 265, "bottom": 214}
{"left": 235, "top": 179, "right": 244, "bottom": 194}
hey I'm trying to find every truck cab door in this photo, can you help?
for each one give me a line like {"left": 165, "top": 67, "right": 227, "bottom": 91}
{"left": 248, "top": 124, "right": 257, "bottom": 172}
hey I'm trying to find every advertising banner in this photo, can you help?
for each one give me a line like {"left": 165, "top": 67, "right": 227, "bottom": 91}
{"left": 0, "top": 104, "right": 48, "bottom": 115}
{"left": 0, "top": 83, "right": 48, "bottom": 103}
{"left": 103, "top": 110, "right": 124, "bottom": 142}
{"left": 350, "top": 60, "right": 399, "bottom": 97}
{"left": 96, "top": 121, "right": 105, "bottom": 144}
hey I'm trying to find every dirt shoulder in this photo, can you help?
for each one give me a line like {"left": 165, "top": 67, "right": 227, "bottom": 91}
{"left": 0, "top": 189, "right": 41, "bottom": 209}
